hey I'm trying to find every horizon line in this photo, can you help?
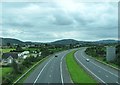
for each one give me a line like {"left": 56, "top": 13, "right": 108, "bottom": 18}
{"left": 0, "top": 37, "right": 119, "bottom": 43}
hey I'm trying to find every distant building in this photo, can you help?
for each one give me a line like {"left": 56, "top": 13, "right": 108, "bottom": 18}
{"left": 39, "top": 52, "right": 41, "bottom": 56}
{"left": 106, "top": 46, "right": 116, "bottom": 62}
{"left": 18, "top": 51, "right": 29, "bottom": 59}
{"left": 2, "top": 52, "right": 19, "bottom": 64}
{"left": 2, "top": 51, "right": 30, "bottom": 65}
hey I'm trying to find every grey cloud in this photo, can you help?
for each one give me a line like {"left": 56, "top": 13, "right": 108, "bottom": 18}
{"left": 3, "top": 22, "right": 34, "bottom": 28}
{"left": 52, "top": 12, "right": 74, "bottom": 25}
{"left": 72, "top": 13, "right": 94, "bottom": 26}
{"left": 1, "top": 2, "right": 118, "bottom": 42}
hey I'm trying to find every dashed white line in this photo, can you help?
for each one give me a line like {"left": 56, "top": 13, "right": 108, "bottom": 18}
{"left": 81, "top": 52, "right": 119, "bottom": 78}
{"left": 91, "top": 61, "right": 119, "bottom": 77}
{"left": 105, "top": 75, "right": 108, "bottom": 77}
{"left": 60, "top": 54, "right": 66, "bottom": 85}
{"left": 49, "top": 75, "right": 51, "bottom": 78}
{"left": 60, "top": 61, "right": 64, "bottom": 85}
{"left": 75, "top": 54, "right": 106, "bottom": 83}
{"left": 33, "top": 57, "right": 54, "bottom": 85}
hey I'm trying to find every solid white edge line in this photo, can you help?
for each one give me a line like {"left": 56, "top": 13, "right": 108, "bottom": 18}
{"left": 60, "top": 54, "right": 65, "bottom": 85}
{"left": 74, "top": 54, "right": 106, "bottom": 84}
{"left": 60, "top": 61, "right": 64, "bottom": 85}
{"left": 33, "top": 57, "right": 54, "bottom": 85}
{"left": 116, "top": 81, "right": 120, "bottom": 84}
{"left": 81, "top": 52, "right": 119, "bottom": 78}
{"left": 13, "top": 57, "right": 46, "bottom": 84}
{"left": 91, "top": 62, "right": 119, "bottom": 78}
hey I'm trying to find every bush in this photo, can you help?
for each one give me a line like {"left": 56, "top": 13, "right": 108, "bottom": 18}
{"left": 103, "top": 58, "right": 106, "bottom": 61}
{"left": 2, "top": 74, "right": 14, "bottom": 85}
{"left": 12, "top": 59, "right": 20, "bottom": 74}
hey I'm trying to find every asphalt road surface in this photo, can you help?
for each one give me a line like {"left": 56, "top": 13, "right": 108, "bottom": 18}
{"left": 74, "top": 47, "right": 120, "bottom": 84}
{"left": 24, "top": 50, "right": 74, "bottom": 84}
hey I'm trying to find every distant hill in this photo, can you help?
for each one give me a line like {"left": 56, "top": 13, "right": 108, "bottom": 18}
{"left": 0, "top": 37, "right": 118, "bottom": 46}
{"left": 51, "top": 39, "right": 80, "bottom": 45}
{"left": 0, "top": 38, "right": 35, "bottom": 46}
{"left": 0, "top": 38, "right": 23, "bottom": 45}
{"left": 51, "top": 39, "right": 118, "bottom": 45}
{"left": 95, "top": 40, "right": 118, "bottom": 44}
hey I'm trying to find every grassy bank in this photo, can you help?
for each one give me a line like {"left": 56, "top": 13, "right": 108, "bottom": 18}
{"left": 93, "top": 56, "right": 120, "bottom": 70}
{"left": 66, "top": 50, "right": 96, "bottom": 84}
{"left": 0, "top": 67, "right": 13, "bottom": 77}
{"left": 16, "top": 57, "right": 48, "bottom": 84}
{"left": 85, "top": 47, "right": 120, "bottom": 69}
{"left": 1, "top": 48, "right": 15, "bottom": 53}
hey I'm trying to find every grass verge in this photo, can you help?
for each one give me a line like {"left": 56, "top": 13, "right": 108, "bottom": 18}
{"left": 0, "top": 67, "right": 13, "bottom": 77}
{"left": 93, "top": 56, "right": 120, "bottom": 70}
{"left": 66, "top": 50, "right": 97, "bottom": 84}
{"left": 85, "top": 47, "right": 120, "bottom": 70}
{"left": 14, "top": 57, "right": 48, "bottom": 84}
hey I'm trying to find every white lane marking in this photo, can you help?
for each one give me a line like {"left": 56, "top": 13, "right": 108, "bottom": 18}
{"left": 33, "top": 57, "right": 54, "bottom": 85}
{"left": 105, "top": 75, "right": 108, "bottom": 77}
{"left": 81, "top": 52, "right": 119, "bottom": 78}
{"left": 60, "top": 54, "right": 66, "bottom": 85}
{"left": 60, "top": 62, "right": 64, "bottom": 85}
{"left": 74, "top": 54, "right": 106, "bottom": 83}
{"left": 60, "top": 61, "right": 64, "bottom": 85}
{"left": 91, "top": 61, "right": 119, "bottom": 77}
{"left": 116, "top": 81, "right": 120, "bottom": 84}
{"left": 61, "top": 54, "right": 65, "bottom": 61}
{"left": 49, "top": 75, "right": 51, "bottom": 78}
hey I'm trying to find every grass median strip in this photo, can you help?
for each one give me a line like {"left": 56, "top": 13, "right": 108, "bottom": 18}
{"left": 66, "top": 50, "right": 97, "bottom": 83}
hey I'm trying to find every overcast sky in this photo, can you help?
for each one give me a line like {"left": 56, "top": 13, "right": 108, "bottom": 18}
{"left": 1, "top": 0, "right": 118, "bottom": 42}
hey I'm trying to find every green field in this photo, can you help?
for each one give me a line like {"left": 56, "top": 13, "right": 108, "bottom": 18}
{"left": 1, "top": 48, "right": 15, "bottom": 53}
{"left": 0, "top": 67, "right": 13, "bottom": 77}
{"left": 0, "top": 48, "right": 15, "bottom": 58}
{"left": 66, "top": 50, "right": 97, "bottom": 84}
{"left": 0, "top": 68, "right": 1, "bottom": 77}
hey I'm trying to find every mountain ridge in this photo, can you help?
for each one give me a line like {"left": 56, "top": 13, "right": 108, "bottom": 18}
{"left": 0, "top": 37, "right": 118, "bottom": 46}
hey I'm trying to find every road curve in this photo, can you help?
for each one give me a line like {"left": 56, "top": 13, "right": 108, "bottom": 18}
{"left": 24, "top": 50, "right": 74, "bottom": 84}
{"left": 74, "top": 47, "right": 120, "bottom": 84}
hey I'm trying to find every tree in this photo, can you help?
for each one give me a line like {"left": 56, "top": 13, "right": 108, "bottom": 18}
{"left": 16, "top": 45, "right": 23, "bottom": 52}
{"left": 116, "top": 44, "right": 120, "bottom": 66}
{"left": 7, "top": 43, "right": 11, "bottom": 47}
{"left": 12, "top": 59, "right": 20, "bottom": 74}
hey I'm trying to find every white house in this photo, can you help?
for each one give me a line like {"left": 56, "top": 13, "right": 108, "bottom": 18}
{"left": 2, "top": 52, "right": 18, "bottom": 64}
{"left": 18, "top": 51, "right": 29, "bottom": 59}
{"left": 39, "top": 52, "right": 41, "bottom": 56}
{"left": 2, "top": 51, "right": 30, "bottom": 65}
